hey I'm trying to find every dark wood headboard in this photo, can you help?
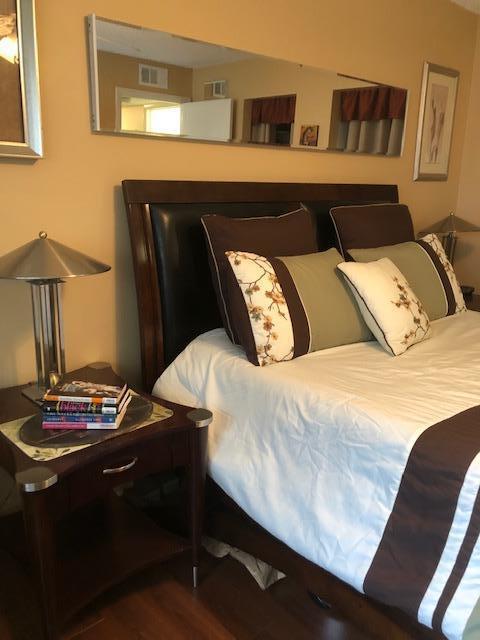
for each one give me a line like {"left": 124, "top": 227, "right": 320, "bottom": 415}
{"left": 122, "top": 180, "right": 399, "bottom": 391}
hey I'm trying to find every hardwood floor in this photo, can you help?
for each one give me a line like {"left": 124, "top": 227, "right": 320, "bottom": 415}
{"left": 0, "top": 546, "right": 369, "bottom": 639}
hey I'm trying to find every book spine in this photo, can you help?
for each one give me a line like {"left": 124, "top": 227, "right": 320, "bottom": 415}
{"left": 43, "top": 402, "right": 117, "bottom": 415}
{"left": 42, "top": 414, "right": 116, "bottom": 424}
{"left": 42, "top": 421, "right": 118, "bottom": 430}
{"left": 43, "top": 394, "right": 117, "bottom": 405}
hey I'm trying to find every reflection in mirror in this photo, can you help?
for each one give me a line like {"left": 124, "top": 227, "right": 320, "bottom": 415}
{"left": 87, "top": 16, "right": 407, "bottom": 156}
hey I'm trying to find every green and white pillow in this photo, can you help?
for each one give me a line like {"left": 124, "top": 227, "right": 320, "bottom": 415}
{"left": 337, "top": 258, "right": 431, "bottom": 356}
{"left": 348, "top": 233, "right": 466, "bottom": 320}
{"left": 225, "top": 248, "right": 372, "bottom": 366}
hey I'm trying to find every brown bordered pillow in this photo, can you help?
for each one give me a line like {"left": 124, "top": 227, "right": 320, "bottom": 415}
{"left": 348, "top": 233, "right": 466, "bottom": 319}
{"left": 201, "top": 207, "right": 317, "bottom": 343}
{"left": 329, "top": 203, "right": 415, "bottom": 258}
{"left": 225, "top": 248, "right": 372, "bottom": 366}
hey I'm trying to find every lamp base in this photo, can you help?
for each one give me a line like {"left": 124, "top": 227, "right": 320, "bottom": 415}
{"left": 22, "top": 383, "right": 47, "bottom": 406}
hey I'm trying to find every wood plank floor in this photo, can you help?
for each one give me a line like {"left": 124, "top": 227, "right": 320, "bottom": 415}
{"left": 0, "top": 547, "right": 370, "bottom": 639}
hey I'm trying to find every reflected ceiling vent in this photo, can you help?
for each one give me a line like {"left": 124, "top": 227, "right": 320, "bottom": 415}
{"left": 139, "top": 63, "right": 168, "bottom": 88}
{"left": 204, "top": 80, "right": 227, "bottom": 99}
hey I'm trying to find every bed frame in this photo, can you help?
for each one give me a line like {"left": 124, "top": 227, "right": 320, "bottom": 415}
{"left": 122, "top": 179, "right": 441, "bottom": 640}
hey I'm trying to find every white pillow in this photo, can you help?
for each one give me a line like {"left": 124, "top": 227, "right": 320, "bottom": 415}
{"left": 337, "top": 258, "right": 431, "bottom": 356}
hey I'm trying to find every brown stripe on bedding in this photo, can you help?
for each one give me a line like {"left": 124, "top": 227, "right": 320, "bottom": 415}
{"left": 270, "top": 257, "right": 310, "bottom": 357}
{"left": 431, "top": 487, "right": 480, "bottom": 631}
{"left": 364, "top": 405, "right": 480, "bottom": 622}
{"left": 417, "top": 240, "right": 456, "bottom": 316}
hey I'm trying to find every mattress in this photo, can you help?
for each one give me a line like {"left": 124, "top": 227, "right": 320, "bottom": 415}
{"left": 153, "top": 310, "right": 480, "bottom": 640}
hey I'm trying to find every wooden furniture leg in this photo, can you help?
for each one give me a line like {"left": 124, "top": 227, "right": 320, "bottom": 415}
{"left": 187, "top": 409, "right": 212, "bottom": 588}
{"left": 17, "top": 467, "right": 59, "bottom": 640}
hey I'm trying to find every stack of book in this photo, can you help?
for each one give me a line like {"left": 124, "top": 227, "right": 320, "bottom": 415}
{"left": 41, "top": 378, "right": 131, "bottom": 430}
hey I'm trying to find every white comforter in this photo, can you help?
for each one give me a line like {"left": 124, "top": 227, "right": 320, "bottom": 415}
{"left": 154, "top": 311, "right": 480, "bottom": 639}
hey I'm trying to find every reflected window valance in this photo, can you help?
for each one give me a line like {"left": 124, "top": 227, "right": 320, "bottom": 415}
{"left": 251, "top": 94, "right": 296, "bottom": 125}
{"left": 340, "top": 86, "right": 407, "bottom": 122}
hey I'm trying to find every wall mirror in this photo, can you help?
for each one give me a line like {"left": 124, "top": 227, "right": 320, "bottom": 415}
{"left": 87, "top": 15, "right": 408, "bottom": 156}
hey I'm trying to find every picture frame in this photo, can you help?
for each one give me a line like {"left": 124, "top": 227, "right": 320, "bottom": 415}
{"left": 0, "top": 0, "right": 42, "bottom": 159}
{"left": 299, "top": 124, "right": 319, "bottom": 147}
{"left": 413, "top": 62, "right": 459, "bottom": 181}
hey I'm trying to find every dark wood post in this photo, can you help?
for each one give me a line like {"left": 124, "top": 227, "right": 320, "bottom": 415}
{"left": 17, "top": 467, "right": 59, "bottom": 640}
{"left": 187, "top": 409, "right": 212, "bottom": 588}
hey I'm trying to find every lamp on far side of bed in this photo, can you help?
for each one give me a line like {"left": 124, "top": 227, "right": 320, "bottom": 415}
{"left": 419, "top": 211, "right": 480, "bottom": 296}
{"left": 419, "top": 211, "right": 480, "bottom": 263}
{"left": 0, "top": 231, "right": 111, "bottom": 403}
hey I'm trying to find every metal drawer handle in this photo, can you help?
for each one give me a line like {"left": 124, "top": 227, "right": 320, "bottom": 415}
{"left": 102, "top": 456, "right": 138, "bottom": 475}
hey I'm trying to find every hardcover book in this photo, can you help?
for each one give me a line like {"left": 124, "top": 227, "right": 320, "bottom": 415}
{"left": 42, "top": 390, "right": 131, "bottom": 415}
{"left": 42, "top": 413, "right": 116, "bottom": 424}
{"left": 42, "top": 397, "right": 131, "bottom": 430}
{"left": 43, "top": 402, "right": 118, "bottom": 415}
{"left": 44, "top": 375, "right": 127, "bottom": 406}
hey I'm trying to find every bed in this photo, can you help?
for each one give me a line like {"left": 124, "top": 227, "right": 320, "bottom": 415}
{"left": 122, "top": 180, "right": 480, "bottom": 640}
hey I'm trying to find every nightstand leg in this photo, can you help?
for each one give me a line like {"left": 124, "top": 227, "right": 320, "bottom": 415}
{"left": 188, "top": 422, "right": 208, "bottom": 588}
{"left": 21, "top": 488, "right": 58, "bottom": 640}
{"left": 193, "top": 565, "right": 199, "bottom": 588}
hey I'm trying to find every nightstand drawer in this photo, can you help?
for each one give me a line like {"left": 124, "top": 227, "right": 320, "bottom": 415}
{"left": 67, "top": 438, "right": 179, "bottom": 508}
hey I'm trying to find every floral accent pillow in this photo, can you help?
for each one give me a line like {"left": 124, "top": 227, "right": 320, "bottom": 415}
{"left": 337, "top": 258, "right": 431, "bottom": 356}
{"left": 225, "top": 251, "right": 294, "bottom": 366}
{"left": 225, "top": 248, "right": 372, "bottom": 366}
{"left": 420, "top": 234, "right": 466, "bottom": 314}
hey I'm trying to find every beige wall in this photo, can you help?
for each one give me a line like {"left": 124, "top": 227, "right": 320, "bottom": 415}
{"left": 455, "top": 20, "right": 480, "bottom": 290}
{"left": 97, "top": 50, "right": 193, "bottom": 130}
{"left": 0, "top": 0, "right": 24, "bottom": 142}
{"left": 192, "top": 57, "right": 373, "bottom": 148}
{"left": 0, "top": 0, "right": 478, "bottom": 389}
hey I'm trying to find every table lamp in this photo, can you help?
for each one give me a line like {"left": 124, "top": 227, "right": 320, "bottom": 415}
{"left": 0, "top": 231, "right": 111, "bottom": 402}
{"left": 419, "top": 211, "right": 480, "bottom": 264}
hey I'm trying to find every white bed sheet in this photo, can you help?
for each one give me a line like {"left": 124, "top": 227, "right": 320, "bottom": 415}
{"left": 153, "top": 311, "right": 480, "bottom": 639}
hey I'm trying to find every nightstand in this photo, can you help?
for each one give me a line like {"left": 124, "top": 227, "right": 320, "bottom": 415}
{"left": 466, "top": 294, "right": 480, "bottom": 311}
{"left": 0, "top": 364, "right": 211, "bottom": 640}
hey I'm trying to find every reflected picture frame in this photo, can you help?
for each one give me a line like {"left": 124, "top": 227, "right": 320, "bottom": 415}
{"left": 299, "top": 124, "right": 319, "bottom": 147}
{"left": 0, "top": 0, "right": 43, "bottom": 159}
{"left": 413, "top": 62, "right": 459, "bottom": 181}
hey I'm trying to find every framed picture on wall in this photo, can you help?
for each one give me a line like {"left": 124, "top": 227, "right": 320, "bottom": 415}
{"left": 0, "top": 0, "right": 42, "bottom": 158}
{"left": 413, "top": 62, "right": 459, "bottom": 181}
{"left": 299, "top": 124, "right": 319, "bottom": 147}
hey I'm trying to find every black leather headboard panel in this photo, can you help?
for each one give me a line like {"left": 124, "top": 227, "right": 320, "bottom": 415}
{"left": 122, "top": 180, "right": 399, "bottom": 390}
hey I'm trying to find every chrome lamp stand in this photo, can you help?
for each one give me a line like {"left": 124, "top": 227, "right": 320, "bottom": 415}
{"left": 442, "top": 233, "right": 457, "bottom": 265}
{"left": 24, "top": 279, "right": 66, "bottom": 403}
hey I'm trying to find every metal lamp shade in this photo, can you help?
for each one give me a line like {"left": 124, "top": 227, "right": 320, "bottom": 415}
{"left": 419, "top": 212, "right": 480, "bottom": 264}
{"left": 0, "top": 231, "right": 111, "bottom": 280}
{"left": 0, "top": 232, "right": 111, "bottom": 402}
{"left": 419, "top": 212, "right": 480, "bottom": 236}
